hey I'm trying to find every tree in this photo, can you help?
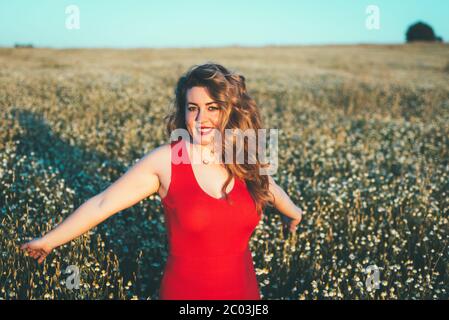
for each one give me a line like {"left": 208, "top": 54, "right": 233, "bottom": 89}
{"left": 406, "top": 21, "right": 441, "bottom": 42}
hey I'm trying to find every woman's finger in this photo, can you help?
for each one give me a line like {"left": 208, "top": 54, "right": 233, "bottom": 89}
{"left": 38, "top": 256, "right": 45, "bottom": 264}
{"left": 37, "top": 252, "right": 47, "bottom": 264}
{"left": 37, "top": 252, "right": 44, "bottom": 261}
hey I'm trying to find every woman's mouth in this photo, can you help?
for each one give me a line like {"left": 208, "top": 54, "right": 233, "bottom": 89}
{"left": 198, "top": 127, "right": 214, "bottom": 135}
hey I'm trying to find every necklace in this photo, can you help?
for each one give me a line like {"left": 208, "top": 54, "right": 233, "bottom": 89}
{"left": 188, "top": 138, "right": 217, "bottom": 165}
{"left": 202, "top": 147, "right": 215, "bottom": 165}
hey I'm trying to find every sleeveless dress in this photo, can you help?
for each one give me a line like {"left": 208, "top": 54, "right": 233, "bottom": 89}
{"left": 159, "top": 138, "right": 262, "bottom": 300}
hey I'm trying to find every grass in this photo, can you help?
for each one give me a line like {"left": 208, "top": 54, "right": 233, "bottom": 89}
{"left": 0, "top": 43, "right": 448, "bottom": 299}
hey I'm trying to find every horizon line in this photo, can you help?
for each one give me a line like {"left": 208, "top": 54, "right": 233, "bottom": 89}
{"left": 2, "top": 41, "right": 447, "bottom": 50}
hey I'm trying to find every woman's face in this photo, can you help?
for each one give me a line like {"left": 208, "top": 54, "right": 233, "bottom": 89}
{"left": 185, "top": 86, "right": 221, "bottom": 146}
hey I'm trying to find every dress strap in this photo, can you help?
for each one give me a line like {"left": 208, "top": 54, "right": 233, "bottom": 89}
{"left": 162, "top": 138, "right": 193, "bottom": 205}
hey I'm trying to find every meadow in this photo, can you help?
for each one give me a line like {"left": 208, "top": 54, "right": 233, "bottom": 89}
{"left": 0, "top": 44, "right": 448, "bottom": 299}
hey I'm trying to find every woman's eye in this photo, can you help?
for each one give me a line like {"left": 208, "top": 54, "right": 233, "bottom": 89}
{"left": 187, "top": 105, "right": 219, "bottom": 111}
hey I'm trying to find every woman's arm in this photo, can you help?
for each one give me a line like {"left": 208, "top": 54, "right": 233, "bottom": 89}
{"left": 268, "top": 175, "right": 304, "bottom": 232}
{"left": 21, "top": 144, "right": 169, "bottom": 263}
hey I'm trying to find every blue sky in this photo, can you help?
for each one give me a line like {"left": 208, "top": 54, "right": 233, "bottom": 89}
{"left": 0, "top": 0, "right": 447, "bottom": 48}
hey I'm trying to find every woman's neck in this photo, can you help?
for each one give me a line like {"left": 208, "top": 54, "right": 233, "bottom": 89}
{"left": 186, "top": 139, "right": 221, "bottom": 165}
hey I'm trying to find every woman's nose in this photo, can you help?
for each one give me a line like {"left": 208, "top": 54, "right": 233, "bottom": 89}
{"left": 195, "top": 108, "right": 203, "bottom": 122}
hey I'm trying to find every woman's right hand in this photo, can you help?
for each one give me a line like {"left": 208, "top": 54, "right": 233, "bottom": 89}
{"left": 20, "top": 237, "right": 54, "bottom": 264}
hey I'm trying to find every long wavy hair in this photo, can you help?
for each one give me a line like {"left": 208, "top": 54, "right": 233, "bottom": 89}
{"left": 164, "top": 62, "right": 274, "bottom": 216}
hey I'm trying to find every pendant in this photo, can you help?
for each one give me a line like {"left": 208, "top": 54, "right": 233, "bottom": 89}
{"left": 202, "top": 148, "right": 213, "bottom": 165}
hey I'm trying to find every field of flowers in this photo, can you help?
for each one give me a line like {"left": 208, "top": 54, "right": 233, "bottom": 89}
{"left": 0, "top": 44, "right": 448, "bottom": 299}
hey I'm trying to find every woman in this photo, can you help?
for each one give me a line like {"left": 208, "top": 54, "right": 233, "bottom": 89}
{"left": 20, "top": 63, "right": 304, "bottom": 300}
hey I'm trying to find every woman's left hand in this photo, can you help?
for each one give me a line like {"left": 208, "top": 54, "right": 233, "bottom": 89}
{"left": 289, "top": 212, "right": 303, "bottom": 233}
{"left": 282, "top": 209, "right": 303, "bottom": 233}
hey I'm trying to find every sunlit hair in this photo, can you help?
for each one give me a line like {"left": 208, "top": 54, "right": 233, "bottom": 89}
{"left": 164, "top": 62, "right": 274, "bottom": 216}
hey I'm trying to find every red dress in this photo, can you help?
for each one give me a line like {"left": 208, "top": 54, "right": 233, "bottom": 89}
{"left": 159, "top": 138, "right": 262, "bottom": 300}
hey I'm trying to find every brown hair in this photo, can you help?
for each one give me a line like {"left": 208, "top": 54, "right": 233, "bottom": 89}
{"left": 164, "top": 62, "right": 274, "bottom": 216}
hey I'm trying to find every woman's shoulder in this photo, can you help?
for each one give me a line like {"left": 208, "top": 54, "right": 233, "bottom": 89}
{"left": 141, "top": 143, "right": 172, "bottom": 176}
{"left": 145, "top": 142, "right": 171, "bottom": 157}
